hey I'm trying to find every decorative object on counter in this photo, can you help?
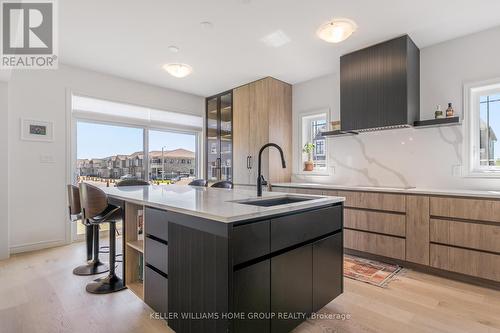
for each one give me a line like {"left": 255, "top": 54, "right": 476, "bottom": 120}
{"left": 330, "top": 120, "right": 341, "bottom": 131}
{"left": 302, "top": 143, "right": 315, "bottom": 171}
{"left": 446, "top": 102, "right": 455, "bottom": 117}
{"left": 434, "top": 105, "right": 444, "bottom": 119}
{"left": 343, "top": 255, "right": 403, "bottom": 288}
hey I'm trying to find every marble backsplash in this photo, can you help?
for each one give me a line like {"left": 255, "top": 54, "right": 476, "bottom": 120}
{"left": 293, "top": 125, "right": 500, "bottom": 191}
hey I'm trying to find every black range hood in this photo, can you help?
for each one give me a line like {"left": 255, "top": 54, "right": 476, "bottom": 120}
{"left": 340, "top": 35, "right": 420, "bottom": 132}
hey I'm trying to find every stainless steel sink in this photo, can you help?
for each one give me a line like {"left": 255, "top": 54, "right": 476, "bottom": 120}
{"left": 232, "top": 195, "right": 316, "bottom": 207}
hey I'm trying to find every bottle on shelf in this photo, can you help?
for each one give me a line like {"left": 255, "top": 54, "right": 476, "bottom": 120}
{"left": 434, "top": 105, "right": 444, "bottom": 119}
{"left": 446, "top": 103, "right": 454, "bottom": 117}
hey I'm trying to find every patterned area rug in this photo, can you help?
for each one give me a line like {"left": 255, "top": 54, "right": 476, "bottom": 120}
{"left": 344, "top": 255, "right": 403, "bottom": 287}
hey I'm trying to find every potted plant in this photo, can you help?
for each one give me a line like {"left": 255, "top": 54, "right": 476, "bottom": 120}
{"left": 303, "top": 143, "right": 315, "bottom": 171}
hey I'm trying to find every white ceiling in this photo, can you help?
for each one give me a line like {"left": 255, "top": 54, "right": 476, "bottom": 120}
{"left": 57, "top": 0, "right": 500, "bottom": 96}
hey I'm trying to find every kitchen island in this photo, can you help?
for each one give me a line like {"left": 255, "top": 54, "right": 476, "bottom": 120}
{"left": 102, "top": 185, "right": 344, "bottom": 333}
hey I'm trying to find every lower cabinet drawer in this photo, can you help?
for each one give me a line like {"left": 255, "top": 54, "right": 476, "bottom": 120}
{"left": 145, "top": 207, "right": 168, "bottom": 242}
{"left": 430, "top": 219, "right": 500, "bottom": 254}
{"left": 338, "top": 190, "right": 406, "bottom": 213}
{"left": 271, "top": 205, "right": 342, "bottom": 252}
{"left": 144, "top": 265, "right": 168, "bottom": 315}
{"left": 145, "top": 236, "right": 168, "bottom": 275}
{"left": 232, "top": 220, "right": 270, "bottom": 266}
{"left": 430, "top": 244, "right": 500, "bottom": 282}
{"left": 344, "top": 208, "right": 406, "bottom": 237}
{"left": 344, "top": 229, "right": 405, "bottom": 260}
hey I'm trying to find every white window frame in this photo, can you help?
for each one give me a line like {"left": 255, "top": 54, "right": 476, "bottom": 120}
{"left": 296, "top": 108, "right": 330, "bottom": 175}
{"left": 463, "top": 78, "right": 500, "bottom": 177}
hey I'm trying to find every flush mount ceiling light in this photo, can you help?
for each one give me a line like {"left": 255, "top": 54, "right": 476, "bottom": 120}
{"left": 163, "top": 63, "right": 193, "bottom": 78}
{"left": 317, "top": 18, "right": 357, "bottom": 43}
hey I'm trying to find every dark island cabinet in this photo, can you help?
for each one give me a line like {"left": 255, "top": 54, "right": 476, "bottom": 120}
{"left": 233, "top": 260, "right": 271, "bottom": 333}
{"left": 312, "top": 233, "right": 343, "bottom": 312}
{"left": 232, "top": 204, "right": 344, "bottom": 333}
{"left": 271, "top": 245, "right": 313, "bottom": 333}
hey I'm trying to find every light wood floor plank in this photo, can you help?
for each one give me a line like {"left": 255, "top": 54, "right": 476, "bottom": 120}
{"left": 1, "top": 242, "right": 500, "bottom": 333}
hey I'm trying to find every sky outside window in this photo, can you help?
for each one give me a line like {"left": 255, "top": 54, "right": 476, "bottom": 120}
{"left": 77, "top": 122, "right": 196, "bottom": 159}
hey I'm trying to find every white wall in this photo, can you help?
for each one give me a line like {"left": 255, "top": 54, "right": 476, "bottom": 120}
{"left": 293, "top": 26, "right": 500, "bottom": 190}
{"left": 7, "top": 64, "right": 204, "bottom": 253}
{"left": 0, "top": 82, "right": 8, "bottom": 260}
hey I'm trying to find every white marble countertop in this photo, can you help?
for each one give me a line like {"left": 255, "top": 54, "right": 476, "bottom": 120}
{"left": 101, "top": 185, "right": 344, "bottom": 223}
{"left": 272, "top": 182, "right": 500, "bottom": 199}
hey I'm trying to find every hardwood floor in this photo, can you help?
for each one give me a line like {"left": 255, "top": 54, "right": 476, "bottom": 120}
{"left": 1, "top": 242, "right": 500, "bottom": 333}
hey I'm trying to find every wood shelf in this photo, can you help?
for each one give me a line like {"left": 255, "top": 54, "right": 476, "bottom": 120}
{"left": 127, "top": 281, "right": 144, "bottom": 300}
{"left": 414, "top": 116, "right": 460, "bottom": 128}
{"left": 127, "top": 239, "right": 144, "bottom": 253}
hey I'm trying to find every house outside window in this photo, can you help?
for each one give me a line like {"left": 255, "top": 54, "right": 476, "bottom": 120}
{"left": 299, "top": 111, "right": 328, "bottom": 172}
{"left": 464, "top": 79, "right": 500, "bottom": 176}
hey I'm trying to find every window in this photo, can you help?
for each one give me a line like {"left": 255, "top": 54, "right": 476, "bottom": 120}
{"left": 465, "top": 80, "right": 500, "bottom": 176}
{"left": 72, "top": 94, "right": 202, "bottom": 184}
{"left": 76, "top": 121, "right": 145, "bottom": 181}
{"left": 299, "top": 111, "right": 328, "bottom": 172}
{"left": 148, "top": 129, "right": 197, "bottom": 181}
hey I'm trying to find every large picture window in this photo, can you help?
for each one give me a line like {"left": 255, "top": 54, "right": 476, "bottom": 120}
{"left": 72, "top": 94, "right": 202, "bottom": 185}
{"left": 464, "top": 79, "right": 500, "bottom": 176}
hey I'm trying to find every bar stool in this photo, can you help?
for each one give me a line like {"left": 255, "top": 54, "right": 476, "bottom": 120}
{"left": 80, "top": 182, "right": 126, "bottom": 294}
{"left": 188, "top": 179, "right": 208, "bottom": 187}
{"left": 211, "top": 180, "right": 233, "bottom": 189}
{"left": 68, "top": 184, "right": 109, "bottom": 276}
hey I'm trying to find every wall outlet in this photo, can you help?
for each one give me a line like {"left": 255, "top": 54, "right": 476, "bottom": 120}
{"left": 452, "top": 165, "right": 462, "bottom": 177}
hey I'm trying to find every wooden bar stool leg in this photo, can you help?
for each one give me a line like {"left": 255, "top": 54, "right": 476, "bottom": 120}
{"left": 73, "top": 224, "right": 109, "bottom": 276}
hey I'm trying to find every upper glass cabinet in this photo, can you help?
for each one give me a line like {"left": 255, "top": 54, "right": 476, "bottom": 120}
{"left": 206, "top": 91, "right": 233, "bottom": 182}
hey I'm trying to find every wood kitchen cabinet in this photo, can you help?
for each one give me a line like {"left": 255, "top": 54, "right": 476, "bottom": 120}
{"left": 274, "top": 185, "right": 500, "bottom": 286}
{"left": 232, "top": 77, "right": 292, "bottom": 186}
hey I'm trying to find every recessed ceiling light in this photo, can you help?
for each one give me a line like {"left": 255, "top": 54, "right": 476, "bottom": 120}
{"left": 168, "top": 45, "right": 179, "bottom": 53}
{"left": 163, "top": 63, "right": 193, "bottom": 78}
{"left": 317, "top": 18, "right": 357, "bottom": 43}
{"left": 260, "top": 30, "right": 291, "bottom": 48}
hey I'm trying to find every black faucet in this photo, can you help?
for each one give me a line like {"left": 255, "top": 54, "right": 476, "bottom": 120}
{"left": 257, "top": 143, "right": 286, "bottom": 197}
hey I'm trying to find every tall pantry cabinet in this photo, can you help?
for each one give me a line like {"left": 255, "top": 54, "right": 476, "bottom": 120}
{"left": 206, "top": 77, "right": 292, "bottom": 186}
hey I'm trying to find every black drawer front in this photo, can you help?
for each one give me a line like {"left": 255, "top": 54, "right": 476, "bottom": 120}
{"left": 144, "top": 265, "right": 168, "bottom": 315}
{"left": 232, "top": 220, "right": 270, "bottom": 266}
{"left": 145, "top": 207, "right": 168, "bottom": 242}
{"left": 145, "top": 236, "right": 168, "bottom": 275}
{"left": 271, "top": 205, "right": 342, "bottom": 252}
